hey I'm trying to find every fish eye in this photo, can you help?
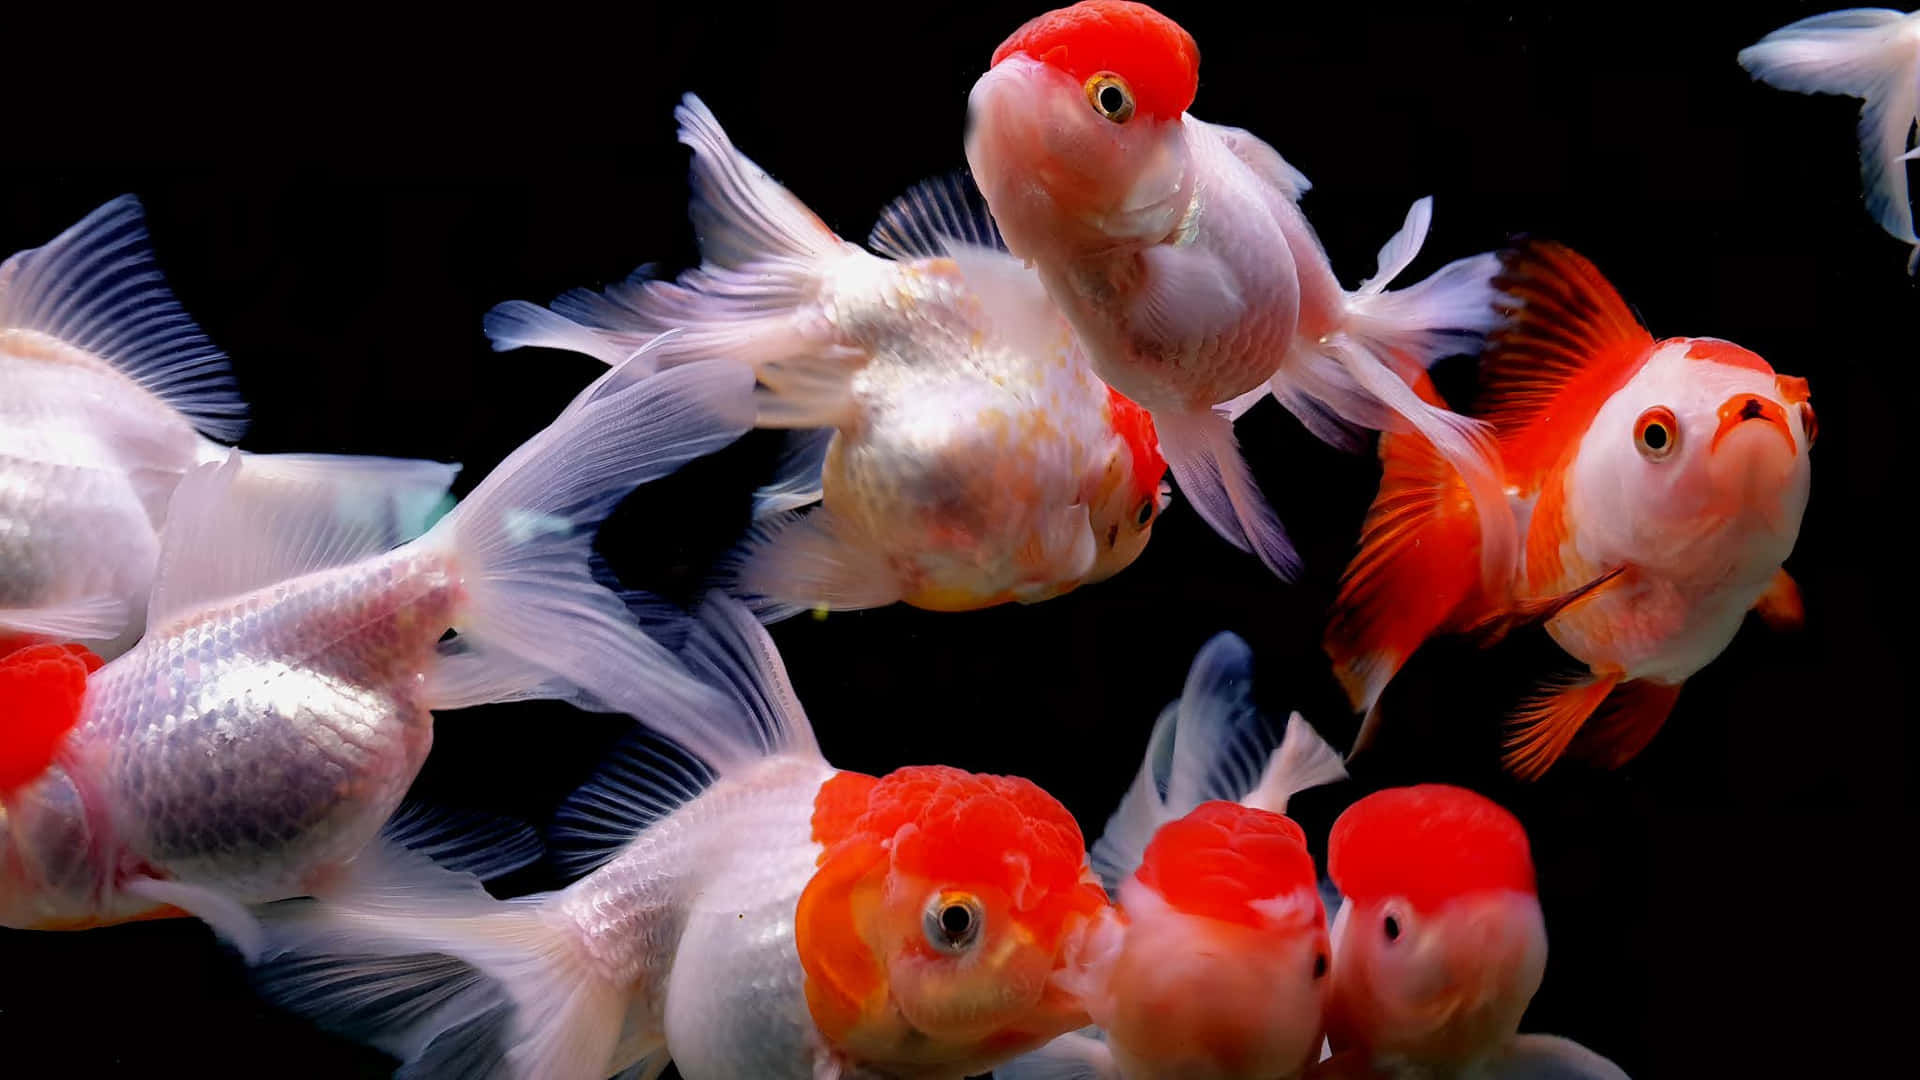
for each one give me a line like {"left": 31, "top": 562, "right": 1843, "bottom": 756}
{"left": 1133, "top": 498, "right": 1155, "bottom": 529}
{"left": 924, "top": 893, "right": 984, "bottom": 954}
{"left": 1084, "top": 73, "right": 1135, "bottom": 123}
{"left": 1313, "top": 952, "right": 1329, "bottom": 979}
{"left": 1798, "top": 402, "right": 1818, "bottom": 449}
{"left": 1634, "top": 406, "right": 1679, "bottom": 461}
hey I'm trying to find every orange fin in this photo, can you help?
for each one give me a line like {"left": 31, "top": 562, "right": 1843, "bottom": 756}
{"left": 1503, "top": 668, "right": 1623, "bottom": 781}
{"left": 1481, "top": 241, "right": 1656, "bottom": 490}
{"left": 1326, "top": 375, "right": 1493, "bottom": 713}
{"left": 1568, "top": 679, "right": 1683, "bottom": 770}
{"left": 1464, "top": 565, "right": 1627, "bottom": 646}
{"left": 1753, "top": 569, "right": 1804, "bottom": 632}
{"left": 0, "top": 643, "right": 97, "bottom": 795}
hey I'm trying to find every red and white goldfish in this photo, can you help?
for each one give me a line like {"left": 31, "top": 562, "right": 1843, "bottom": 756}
{"left": 964, "top": 0, "right": 1510, "bottom": 581}
{"left": 0, "top": 351, "right": 753, "bottom": 937}
{"left": 1004, "top": 632, "right": 1348, "bottom": 1080}
{"left": 1739, "top": 9, "right": 1920, "bottom": 273}
{"left": 1326, "top": 241, "right": 1814, "bottom": 779}
{"left": 486, "top": 94, "right": 1169, "bottom": 620}
{"left": 1, "top": 196, "right": 462, "bottom": 656}
{"left": 247, "top": 592, "right": 1111, "bottom": 1080}
{"left": 1314, "top": 784, "right": 1627, "bottom": 1079}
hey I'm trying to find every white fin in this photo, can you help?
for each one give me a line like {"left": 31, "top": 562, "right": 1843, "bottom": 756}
{"left": 752, "top": 428, "right": 833, "bottom": 517}
{"left": 944, "top": 241, "right": 1074, "bottom": 356}
{"left": 1090, "top": 701, "right": 1179, "bottom": 891}
{"left": 124, "top": 876, "right": 268, "bottom": 961}
{"left": 1270, "top": 347, "right": 1391, "bottom": 454}
{"left": 481, "top": 299, "right": 646, "bottom": 367}
{"left": 675, "top": 92, "right": 846, "bottom": 271}
{"left": 548, "top": 727, "right": 716, "bottom": 877}
{"left": 1219, "top": 382, "right": 1272, "bottom": 424}
{"left": 1494, "top": 1034, "right": 1633, "bottom": 1080}
{"left": 1739, "top": 10, "right": 1920, "bottom": 257}
{"left": 866, "top": 172, "right": 1007, "bottom": 260}
{"left": 995, "top": 1031, "right": 1123, "bottom": 1080}
{"left": 1241, "top": 712, "right": 1349, "bottom": 816}
{"left": 379, "top": 804, "right": 543, "bottom": 883}
{"left": 1154, "top": 406, "right": 1302, "bottom": 580}
{"left": 724, "top": 509, "right": 904, "bottom": 623}
{"left": 147, "top": 451, "right": 462, "bottom": 631}
{"left": 1200, "top": 119, "right": 1313, "bottom": 201}
{"left": 0, "top": 195, "right": 248, "bottom": 442}
{"left": 421, "top": 351, "right": 755, "bottom": 726}
{"left": 251, "top": 841, "right": 626, "bottom": 1080}
{"left": 0, "top": 596, "right": 130, "bottom": 641}
{"left": 1133, "top": 242, "right": 1248, "bottom": 346}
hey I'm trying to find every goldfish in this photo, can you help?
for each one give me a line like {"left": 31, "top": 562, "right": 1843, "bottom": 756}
{"left": 1738, "top": 9, "right": 1920, "bottom": 273}
{"left": 485, "top": 94, "right": 1169, "bottom": 620}
{"left": 964, "top": 0, "right": 1511, "bottom": 582}
{"left": 1, "top": 195, "right": 463, "bottom": 656}
{"left": 1313, "top": 784, "right": 1627, "bottom": 1079}
{"left": 1325, "top": 241, "right": 1814, "bottom": 780}
{"left": 1003, "top": 632, "right": 1349, "bottom": 1080}
{"left": 245, "top": 592, "right": 1111, "bottom": 1080}
{"left": 0, "top": 348, "right": 754, "bottom": 937}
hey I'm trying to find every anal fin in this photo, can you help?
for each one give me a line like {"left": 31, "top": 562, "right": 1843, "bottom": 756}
{"left": 1753, "top": 568, "right": 1804, "bottom": 632}
{"left": 1504, "top": 668, "right": 1623, "bottom": 781}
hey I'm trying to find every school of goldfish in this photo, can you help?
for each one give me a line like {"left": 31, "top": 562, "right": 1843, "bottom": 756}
{"left": 3, "top": 1, "right": 1897, "bottom": 1076}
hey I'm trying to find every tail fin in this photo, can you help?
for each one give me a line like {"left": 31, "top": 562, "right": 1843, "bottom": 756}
{"left": 421, "top": 351, "right": 756, "bottom": 722}
{"left": 252, "top": 840, "right": 625, "bottom": 1080}
{"left": 1330, "top": 198, "right": 1515, "bottom": 586}
{"left": 1324, "top": 374, "right": 1501, "bottom": 716}
{"left": 1739, "top": 10, "right": 1920, "bottom": 267}
{"left": 1242, "top": 713, "right": 1349, "bottom": 816}
{"left": 1155, "top": 406, "right": 1302, "bottom": 581}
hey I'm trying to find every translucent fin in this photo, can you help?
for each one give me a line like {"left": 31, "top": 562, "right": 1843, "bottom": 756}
{"left": 251, "top": 841, "right": 625, "bottom": 1080}
{"left": 1090, "top": 701, "right": 1179, "bottom": 891}
{"left": 1202, "top": 120, "right": 1313, "bottom": 201}
{"left": 995, "top": 1031, "right": 1122, "bottom": 1080}
{"left": 752, "top": 428, "right": 833, "bottom": 517}
{"left": 723, "top": 509, "right": 903, "bottom": 623}
{"left": 1242, "top": 712, "right": 1348, "bottom": 816}
{"left": 422, "top": 352, "right": 755, "bottom": 724}
{"left": 1161, "top": 631, "right": 1274, "bottom": 813}
{"left": 147, "top": 451, "right": 462, "bottom": 632}
{"left": 1739, "top": 9, "right": 1920, "bottom": 255}
{"left": 123, "top": 876, "right": 267, "bottom": 961}
{"left": 866, "top": 171, "right": 1007, "bottom": 260}
{"left": 0, "top": 195, "right": 247, "bottom": 441}
{"left": 675, "top": 92, "right": 846, "bottom": 271}
{"left": 1154, "top": 406, "right": 1301, "bottom": 581}
{"left": 944, "top": 241, "right": 1074, "bottom": 356}
{"left": 378, "top": 804, "right": 543, "bottom": 883}
{"left": 0, "top": 596, "right": 129, "bottom": 641}
{"left": 1495, "top": 1033, "right": 1632, "bottom": 1079}
{"left": 548, "top": 726, "right": 716, "bottom": 878}
{"left": 1504, "top": 669, "right": 1623, "bottom": 781}
{"left": 481, "top": 300, "right": 646, "bottom": 367}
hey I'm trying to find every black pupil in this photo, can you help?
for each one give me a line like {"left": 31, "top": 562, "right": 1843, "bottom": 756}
{"left": 1136, "top": 501, "right": 1153, "bottom": 525}
{"left": 1384, "top": 915, "right": 1401, "bottom": 942}
{"left": 1100, "top": 84, "right": 1125, "bottom": 114}
{"left": 940, "top": 904, "right": 973, "bottom": 939}
{"left": 1643, "top": 423, "right": 1668, "bottom": 450}
{"left": 1313, "top": 953, "right": 1328, "bottom": 978}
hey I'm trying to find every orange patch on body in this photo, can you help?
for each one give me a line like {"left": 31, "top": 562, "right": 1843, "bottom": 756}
{"left": 1329, "top": 785, "right": 1536, "bottom": 914}
{"left": 1683, "top": 337, "right": 1773, "bottom": 374}
{"left": 992, "top": 1, "right": 1201, "bottom": 121}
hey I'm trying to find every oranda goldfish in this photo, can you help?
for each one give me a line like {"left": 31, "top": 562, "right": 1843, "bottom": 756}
{"left": 246, "top": 592, "right": 1111, "bottom": 1080}
{"left": 1, "top": 195, "right": 463, "bottom": 656}
{"left": 964, "top": 0, "right": 1511, "bottom": 582}
{"left": 1739, "top": 9, "right": 1920, "bottom": 273}
{"left": 1004, "top": 632, "right": 1348, "bottom": 1080}
{"left": 1313, "top": 784, "right": 1627, "bottom": 1079}
{"left": 1326, "top": 241, "right": 1813, "bottom": 779}
{"left": 486, "top": 94, "right": 1169, "bottom": 620}
{"left": 0, "top": 350, "right": 753, "bottom": 937}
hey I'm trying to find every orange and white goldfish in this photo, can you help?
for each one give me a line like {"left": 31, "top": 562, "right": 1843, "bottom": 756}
{"left": 247, "top": 592, "right": 1111, "bottom": 1080}
{"left": 1314, "top": 784, "right": 1627, "bottom": 1079}
{"left": 1326, "top": 241, "right": 1814, "bottom": 779}
{"left": 0, "top": 350, "right": 752, "bottom": 937}
{"left": 2, "top": 196, "right": 462, "bottom": 656}
{"left": 485, "top": 94, "right": 1169, "bottom": 620}
{"left": 964, "top": 0, "right": 1510, "bottom": 581}
{"left": 1739, "top": 9, "right": 1920, "bottom": 273}
{"left": 1004, "top": 632, "right": 1348, "bottom": 1080}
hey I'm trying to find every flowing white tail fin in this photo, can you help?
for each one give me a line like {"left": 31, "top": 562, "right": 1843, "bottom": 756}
{"left": 1154, "top": 406, "right": 1302, "bottom": 582}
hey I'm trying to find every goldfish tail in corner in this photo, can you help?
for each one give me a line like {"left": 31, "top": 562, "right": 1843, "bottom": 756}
{"left": 995, "top": 1030, "right": 1123, "bottom": 1080}
{"left": 1738, "top": 9, "right": 1920, "bottom": 265}
{"left": 1155, "top": 406, "right": 1302, "bottom": 581}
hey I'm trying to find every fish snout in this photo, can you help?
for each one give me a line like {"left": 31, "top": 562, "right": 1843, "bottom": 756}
{"left": 1711, "top": 393, "right": 1796, "bottom": 456}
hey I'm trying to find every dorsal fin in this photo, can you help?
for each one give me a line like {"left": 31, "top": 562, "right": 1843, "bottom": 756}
{"left": 0, "top": 195, "right": 248, "bottom": 442}
{"left": 0, "top": 643, "right": 98, "bottom": 796}
{"left": 147, "top": 451, "right": 461, "bottom": 631}
{"left": 1478, "top": 240, "right": 1656, "bottom": 490}
{"left": 866, "top": 172, "right": 1007, "bottom": 261}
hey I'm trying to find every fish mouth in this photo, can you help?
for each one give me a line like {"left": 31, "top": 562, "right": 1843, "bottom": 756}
{"left": 1711, "top": 393, "right": 1795, "bottom": 456}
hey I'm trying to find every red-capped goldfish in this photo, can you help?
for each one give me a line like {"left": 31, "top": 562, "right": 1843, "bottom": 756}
{"left": 245, "top": 593, "right": 1112, "bottom": 1080}
{"left": 1, "top": 196, "right": 464, "bottom": 656}
{"left": 1004, "top": 632, "right": 1349, "bottom": 1080}
{"left": 964, "top": 1, "right": 1511, "bottom": 582}
{"left": 1326, "top": 240, "right": 1814, "bottom": 780}
{"left": 1313, "top": 784, "right": 1627, "bottom": 1080}
{"left": 0, "top": 350, "right": 752, "bottom": 938}
{"left": 1739, "top": 9, "right": 1920, "bottom": 273}
{"left": 485, "top": 94, "right": 1169, "bottom": 620}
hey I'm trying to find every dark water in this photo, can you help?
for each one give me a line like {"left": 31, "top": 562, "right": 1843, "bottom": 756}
{"left": 1, "top": 2, "right": 1911, "bottom": 1076}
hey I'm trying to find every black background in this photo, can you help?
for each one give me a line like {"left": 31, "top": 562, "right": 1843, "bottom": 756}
{"left": 1, "top": 2, "right": 1912, "bottom": 1076}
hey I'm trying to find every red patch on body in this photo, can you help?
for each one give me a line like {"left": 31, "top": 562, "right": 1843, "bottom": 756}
{"left": 1683, "top": 337, "right": 1773, "bottom": 374}
{"left": 1134, "top": 801, "right": 1320, "bottom": 929}
{"left": 1108, "top": 386, "right": 1167, "bottom": 503}
{"left": 992, "top": 1, "right": 1201, "bottom": 121}
{"left": 1328, "top": 784, "right": 1535, "bottom": 915}
{"left": 0, "top": 643, "right": 101, "bottom": 795}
